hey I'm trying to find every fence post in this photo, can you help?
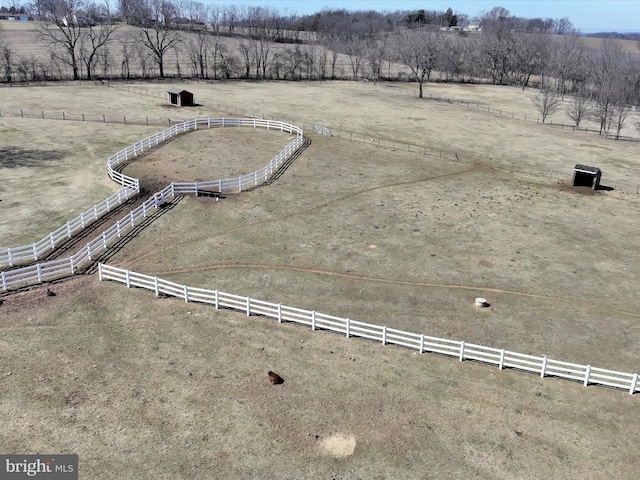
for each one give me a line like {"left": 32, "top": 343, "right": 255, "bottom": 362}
{"left": 499, "top": 349, "right": 505, "bottom": 370}
{"left": 125, "top": 269, "right": 130, "bottom": 288}
{"left": 63, "top": 111, "right": 65, "bottom": 120}
{"left": 215, "top": 290, "right": 219, "bottom": 309}
{"left": 103, "top": 114, "right": 105, "bottom": 123}
{"left": 584, "top": 365, "right": 591, "bottom": 386}
{"left": 459, "top": 341, "right": 465, "bottom": 361}
{"left": 98, "top": 263, "right": 103, "bottom": 281}
{"left": 246, "top": 297, "right": 251, "bottom": 316}
{"left": 382, "top": 325, "right": 387, "bottom": 345}
{"left": 311, "top": 311, "right": 316, "bottom": 330}
{"left": 36, "top": 264, "right": 42, "bottom": 283}
{"left": 1, "top": 271, "right": 5, "bottom": 291}
{"left": 630, "top": 373, "right": 638, "bottom": 395}
{"left": 540, "top": 356, "right": 547, "bottom": 378}
{"left": 154, "top": 276, "right": 159, "bottom": 297}
{"left": 278, "top": 304, "right": 282, "bottom": 323}
{"left": 184, "top": 285, "right": 189, "bottom": 302}
{"left": 420, "top": 334, "right": 424, "bottom": 354}
{"left": 346, "top": 318, "right": 350, "bottom": 338}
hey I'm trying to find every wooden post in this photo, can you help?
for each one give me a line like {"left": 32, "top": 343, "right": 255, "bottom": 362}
{"left": 499, "top": 349, "right": 505, "bottom": 370}
{"left": 154, "top": 277, "right": 159, "bottom": 297}
{"left": 278, "top": 304, "right": 282, "bottom": 323}
{"left": 346, "top": 318, "right": 350, "bottom": 338}
{"left": 459, "top": 341, "right": 465, "bottom": 361}
{"left": 246, "top": 297, "right": 251, "bottom": 316}
{"left": 311, "top": 311, "right": 316, "bottom": 330}
{"left": 420, "top": 334, "right": 424, "bottom": 354}
{"left": 125, "top": 270, "right": 130, "bottom": 288}
{"left": 540, "top": 356, "right": 547, "bottom": 378}
{"left": 214, "top": 290, "right": 219, "bottom": 309}
{"left": 184, "top": 285, "right": 189, "bottom": 302}
{"left": 382, "top": 325, "right": 387, "bottom": 345}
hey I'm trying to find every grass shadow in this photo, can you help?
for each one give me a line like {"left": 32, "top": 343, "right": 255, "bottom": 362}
{"left": 0, "top": 146, "right": 67, "bottom": 168}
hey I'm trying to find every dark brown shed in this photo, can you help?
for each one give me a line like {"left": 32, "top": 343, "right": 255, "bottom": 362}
{"left": 166, "top": 88, "right": 194, "bottom": 107}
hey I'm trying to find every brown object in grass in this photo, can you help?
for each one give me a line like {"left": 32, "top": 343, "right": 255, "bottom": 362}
{"left": 268, "top": 371, "right": 284, "bottom": 385}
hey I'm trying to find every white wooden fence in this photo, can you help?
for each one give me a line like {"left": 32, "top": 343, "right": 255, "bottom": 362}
{"left": 97, "top": 263, "right": 639, "bottom": 395}
{"left": 0, "top": 118, "right": 304, "bottom": 290}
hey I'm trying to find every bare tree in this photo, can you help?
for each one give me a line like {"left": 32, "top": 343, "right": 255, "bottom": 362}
{"left": 512, "top": 30, "right": 550, "bottom": 90}
{"left": 0, "top": 23, "right": 13, "bottom": 82}
{"left": 116, "top": 0, "right": 149, "bottom": 24}
{"left": 35, "top": 0, "right": 118, "bottom": 80}
{"left": 237, "top": 38, "right": 254, "bottom": 78}
{"left": 393, "top": 28, "right": 444, "bottom": 98}
{"left": 566, "top": 94, "right": 591, "bottom": 129}
{"left": 185, "top": 29, "right": 210, "bottom": 78}
{"left": 532, "top": 86, "right": 562, "bottom": 123}
{"left": 35, "top": 0, "right": 84, "bottom": 79}
{"left": 78, "top": 3, "right": 119, "bottom": 80}
{"left": 478, "top": 7, "right": 517, "bottom": 85}
{"left": 589, "top": 41, "right": 632, "bottom": 137}
{"left": 344, "top": 34, "right": 366, "bottom": 79}
{"left": 131, "top": 0, "right": 182, "bottom": 77}
{"left": 552, "top": 34, "right": 587, "bottom": 99}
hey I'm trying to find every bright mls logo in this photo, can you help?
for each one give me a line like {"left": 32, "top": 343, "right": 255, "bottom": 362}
{"left": 0, "top": 455, "right": 77, "bottom": 479}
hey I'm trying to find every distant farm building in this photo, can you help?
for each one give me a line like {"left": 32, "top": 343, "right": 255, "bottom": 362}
{"left": 572, "top": 164, "right": 602, "bottom": 189}
{"left": 166, "top": 88, "right": 194, "bottom": 107}
{"left": 0, "top": 12, "right": 31, "bottom": 21}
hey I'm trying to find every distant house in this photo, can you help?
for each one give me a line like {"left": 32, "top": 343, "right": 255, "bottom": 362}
{"left": 166, "top": 88, "right": 194, "bottom": 107}
{"left": 0, "top": 12, "right": 31, "bottom": 21}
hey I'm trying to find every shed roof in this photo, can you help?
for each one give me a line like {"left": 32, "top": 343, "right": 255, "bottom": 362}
{"left": 574, "top": 164, "right": 601, "bottom": 174}
{"left": 167, "top": 87, "right": 191, "bottom": 94}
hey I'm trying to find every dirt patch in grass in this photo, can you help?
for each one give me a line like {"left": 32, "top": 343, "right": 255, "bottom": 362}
{"left": 122, "top": 126, "right": 299, "bottom": 192}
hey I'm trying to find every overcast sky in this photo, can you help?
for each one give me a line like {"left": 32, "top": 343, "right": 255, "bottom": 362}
{"left": 203, "top": 0, "right": 640, "bottom": 33}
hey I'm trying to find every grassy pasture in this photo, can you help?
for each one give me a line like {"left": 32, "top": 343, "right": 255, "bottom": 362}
{"left": 1, "top": 81, "right": 640, "bottom": 479}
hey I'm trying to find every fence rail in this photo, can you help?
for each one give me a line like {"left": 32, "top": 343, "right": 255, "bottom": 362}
{"left": 97, "top": 263, "right": 640, "bottom": 396}
{"left": 0, "top": 118, "right": 304, "bottom": 288}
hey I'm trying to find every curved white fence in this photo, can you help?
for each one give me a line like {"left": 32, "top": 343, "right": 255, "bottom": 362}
{"left": 98, "top": 264, "right": 640, "bottom": 395}
{"left": 0, "top": 187, "right": 138, "bottom": 269}
{"left": 0, "top": 118, "right": 304, "bottom": 290}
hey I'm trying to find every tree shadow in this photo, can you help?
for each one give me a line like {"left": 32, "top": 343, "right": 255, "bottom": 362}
{"left": 0, "top": 146, "right": 67, "bottom": 168}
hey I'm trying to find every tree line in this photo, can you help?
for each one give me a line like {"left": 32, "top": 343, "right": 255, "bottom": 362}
{"left": 0, "top": 2, "right": 639, "bottom": 137}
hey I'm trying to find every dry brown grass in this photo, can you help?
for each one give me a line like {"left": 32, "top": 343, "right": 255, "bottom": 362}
{"left": 1, "top": 81, "right": 640, "bottom": 479}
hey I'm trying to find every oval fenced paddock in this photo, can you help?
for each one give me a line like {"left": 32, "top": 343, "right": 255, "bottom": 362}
{"left": 0, "top": 117, "right": 304, "bottom": 286}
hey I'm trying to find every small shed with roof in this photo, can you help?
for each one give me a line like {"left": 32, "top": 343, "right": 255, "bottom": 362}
{"left": 572, "top": 164, "right": 602, "bottom": 189}
{"left": 166, "top": 88, "right": 194, "bottom": 107}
